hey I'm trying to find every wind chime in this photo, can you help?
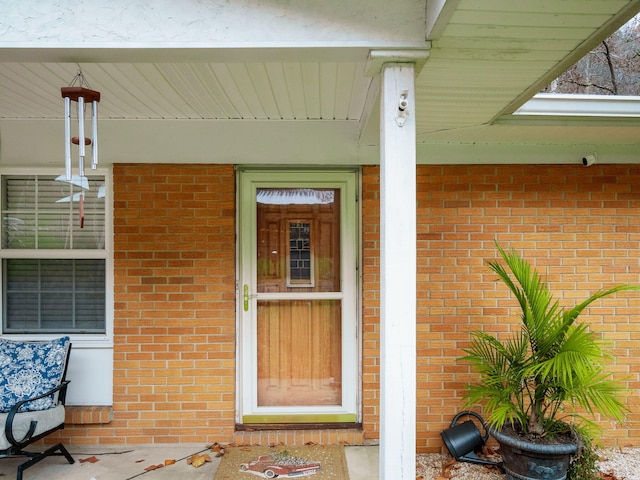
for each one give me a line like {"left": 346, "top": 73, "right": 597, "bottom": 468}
{"left": 61, "top": 68, "right": 100, "bottom": 228}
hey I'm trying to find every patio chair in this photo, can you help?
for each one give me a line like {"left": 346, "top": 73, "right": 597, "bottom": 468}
{"left": 0, "top": 336, "right": 75, "bottom": 480}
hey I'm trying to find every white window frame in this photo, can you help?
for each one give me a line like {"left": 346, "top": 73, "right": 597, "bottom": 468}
{"left": 0, "top": 166, "right": 114, "bottom": 406}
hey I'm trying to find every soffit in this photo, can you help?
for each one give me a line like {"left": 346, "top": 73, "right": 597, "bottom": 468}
{"left": 0, "top": 0, "right": 639, "bottom": 166}
{"left": 0, "top": 58, "right": 373, "bottom": 122}
{"left": 415, "top": 0, "right": 640, "bottom": 139}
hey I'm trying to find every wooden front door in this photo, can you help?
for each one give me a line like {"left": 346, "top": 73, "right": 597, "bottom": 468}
{"left": 238, "top": 171, "right": 358, "bottom": 423}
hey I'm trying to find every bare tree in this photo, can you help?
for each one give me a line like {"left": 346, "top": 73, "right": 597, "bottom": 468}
{"left": 543, "top": 14, "right": 640, "bottom": 95}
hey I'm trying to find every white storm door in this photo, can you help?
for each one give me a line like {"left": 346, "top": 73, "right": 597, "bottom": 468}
{"left": 238, "top": 170, "right": 358, "bottom": 423}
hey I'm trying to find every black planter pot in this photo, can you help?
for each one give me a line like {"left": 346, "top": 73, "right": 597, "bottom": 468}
{"left": 491, "top": 428, "right": 578, "bottom": 480}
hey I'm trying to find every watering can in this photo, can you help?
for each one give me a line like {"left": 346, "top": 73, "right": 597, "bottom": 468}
{"left": 440, "top": 411, "right": 504, "bottom": 470}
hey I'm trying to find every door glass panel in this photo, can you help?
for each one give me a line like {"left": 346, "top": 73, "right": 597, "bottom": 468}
{"left": 257, "top": 300, "right": 342, "bottom": 407}
{"left": 255, "top": 187, "right": 342, "bottom": 408}
{"left": 256, "top": 188, "right": 340, "bottom": 293}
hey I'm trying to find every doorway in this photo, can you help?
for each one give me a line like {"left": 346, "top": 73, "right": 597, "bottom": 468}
{"left": 237, "top": 170, "right": 358, "bottom": 423}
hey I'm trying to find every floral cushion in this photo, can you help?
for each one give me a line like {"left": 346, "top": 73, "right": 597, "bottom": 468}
{"left": 0, "top": 336, "right": 70, "bottom": 413}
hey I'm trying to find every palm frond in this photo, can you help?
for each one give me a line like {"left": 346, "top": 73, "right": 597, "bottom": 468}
{"left": 570, "top": 374, "right": 628, "bottom": 422}
{"left": 460, "top": 241, "right": 636, "bottom": 436}
{"left": 527, "top": 324, "right": 606, "bottom": 389}
{"left": 564, "top": 285, "right": 640, "bottom": 322}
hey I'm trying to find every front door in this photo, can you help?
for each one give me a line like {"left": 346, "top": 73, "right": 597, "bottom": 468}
{"left": 238, "top": 170, "right": 358, "bottom": 423}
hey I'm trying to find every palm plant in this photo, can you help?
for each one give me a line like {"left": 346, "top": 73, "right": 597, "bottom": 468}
{"left": 462, "top": 242, "right": 637, "bottom": 439}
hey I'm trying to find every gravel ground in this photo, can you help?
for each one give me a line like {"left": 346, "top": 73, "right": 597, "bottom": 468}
{"left": 416, "top": 447, "right": 640, "bottom": 480}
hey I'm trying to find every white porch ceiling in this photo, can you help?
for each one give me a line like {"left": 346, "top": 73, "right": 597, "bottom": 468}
{"left": 0, "top": 0, "right": 639, "bottom": 167}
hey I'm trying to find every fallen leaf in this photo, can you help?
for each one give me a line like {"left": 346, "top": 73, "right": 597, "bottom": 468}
{"left": 440, "top": 458, "right": 456, "bottom": 477}
{"left": 188, "top": 453, "right": 212, "bottom": 468}
{"left": 79, "top": 456, "right": 100, "bottom": 464}
{"left": 484, "top": 464, "right": 502, "bottom": 473}
{"left": 442, "top": 458, "right": 456, "bottom": 468}
{"left": 207, "top": 442, "right": 224, "bottom": 458}
{"left": 144, "top": 464, "right": 164, "bottom": 471}
{"left": 164, "top": 459, "right": 176, "bottom": 466}
{"left": 482, "top": 445, "right": 499, "bottom": 455}
{"left": 135, "top": 459, "right": 145, "bottom": 463}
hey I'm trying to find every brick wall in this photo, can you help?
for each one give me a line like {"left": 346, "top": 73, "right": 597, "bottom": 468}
{"left": 61, "top": 164, "right": 237, "bottom": 446}
{"left": 362, "top": 164, "right": 640, "bottom": 452}
{"left": 108, "top": 164, "right": 237, "bottom": 445}
{"left": 361, "top": 167, "right": 382, "bottom": 443}
{"left": 52, "top": 163, "right": 640, "bottom": 451}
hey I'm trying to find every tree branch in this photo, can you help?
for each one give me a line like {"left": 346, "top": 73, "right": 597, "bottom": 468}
{"left": 558, "top": 80, "right": 616, "bottom": 95}
{"left": 601, "top": 41, "right": 619, "bottom": 95}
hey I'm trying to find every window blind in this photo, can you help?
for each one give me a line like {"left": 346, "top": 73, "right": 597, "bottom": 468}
{"left": 1, "top": 175, "right": 106, "bottom": 333}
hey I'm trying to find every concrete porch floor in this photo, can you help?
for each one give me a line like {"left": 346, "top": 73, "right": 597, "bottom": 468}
{"left": 0, "top": 444, "right": 379, "bottom": 480}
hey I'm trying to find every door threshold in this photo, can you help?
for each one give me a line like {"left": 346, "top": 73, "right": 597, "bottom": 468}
{"left": 236, "top": 422, "right": 362, "bottom": 431}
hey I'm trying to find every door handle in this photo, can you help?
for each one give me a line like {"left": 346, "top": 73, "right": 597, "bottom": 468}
{"left": 242, "top": 283, "right": 255, "bottom": 312}
{"left": 243, "top": 285, "right": 258, "bottom": 311}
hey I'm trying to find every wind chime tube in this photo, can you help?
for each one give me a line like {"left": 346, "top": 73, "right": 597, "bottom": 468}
{"left": 77, "top": 95, "right": 85, "bottom": 177}
{"left": 91, "top": 100, "right": 98, "bottom": 169}
{"left": 64, "top": 96, "right": 72, "bottom": 180}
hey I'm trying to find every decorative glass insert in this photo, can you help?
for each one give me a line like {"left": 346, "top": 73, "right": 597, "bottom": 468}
{"left": 288, "top": 222, "right": 313, "bottom": 287}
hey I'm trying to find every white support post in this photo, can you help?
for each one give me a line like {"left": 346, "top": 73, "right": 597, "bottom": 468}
{"left": 379, "top": 63, "right": 417, "bottom": 480}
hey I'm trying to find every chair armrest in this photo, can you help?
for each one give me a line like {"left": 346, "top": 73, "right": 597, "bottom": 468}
{"left": 4, "top": 380, "right": 70, "bottom": 447}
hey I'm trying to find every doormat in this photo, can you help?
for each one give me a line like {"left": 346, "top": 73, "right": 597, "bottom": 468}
{"left": 214, "top": 444, "right": 349, "bottom": 479}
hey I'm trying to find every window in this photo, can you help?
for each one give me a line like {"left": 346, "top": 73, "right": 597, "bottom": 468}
{"left": 1, "top": 174, "right": 106, "bottom": 334}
